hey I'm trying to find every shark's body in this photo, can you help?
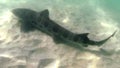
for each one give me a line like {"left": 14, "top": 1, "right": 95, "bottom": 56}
{"left": 12, "top": 8, "right": 116, "bottom": 48}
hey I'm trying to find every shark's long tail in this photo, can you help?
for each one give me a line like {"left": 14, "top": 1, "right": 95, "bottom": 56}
{"left": 73, "top": 30, "right": 117, "bottom": 47}
{"left": 86, "top": 30, "right": 117, "bottom": 46}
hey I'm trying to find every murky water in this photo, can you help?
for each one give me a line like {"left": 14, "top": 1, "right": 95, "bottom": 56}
{"left": 0, "top": 0, "right": 120, "bottom": 68}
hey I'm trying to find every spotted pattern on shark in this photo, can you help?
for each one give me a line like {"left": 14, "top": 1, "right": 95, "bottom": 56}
{"left": 12, "top": 8, "right": 116, "bottom": 47}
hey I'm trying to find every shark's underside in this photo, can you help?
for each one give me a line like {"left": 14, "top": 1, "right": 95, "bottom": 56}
{"left": 12, "top": 8, "right": 116, "bottom": 48}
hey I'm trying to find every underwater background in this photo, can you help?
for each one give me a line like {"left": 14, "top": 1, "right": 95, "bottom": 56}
{"left": 0, "top": 0, "right": 120, "bottom": 68}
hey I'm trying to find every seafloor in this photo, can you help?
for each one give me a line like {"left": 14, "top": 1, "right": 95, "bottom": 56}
{"left": 0, "top": 0, "right": 120, "bottom": 68}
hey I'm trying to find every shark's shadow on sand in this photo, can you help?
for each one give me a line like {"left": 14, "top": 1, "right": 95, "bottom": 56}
{"left": 12, "top": 8, "right": 116, "bottom": 55}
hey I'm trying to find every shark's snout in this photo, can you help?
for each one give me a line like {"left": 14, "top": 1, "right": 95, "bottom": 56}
{"left": 12, "top": 8, "right": 37, "bottom": 20}
{"left": 12, "top": 8, "right": 24, "bottom": 16}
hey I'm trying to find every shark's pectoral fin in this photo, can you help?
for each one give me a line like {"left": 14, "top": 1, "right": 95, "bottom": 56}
{"left": 12, "top": 8, "right": 37, "bottom": 32}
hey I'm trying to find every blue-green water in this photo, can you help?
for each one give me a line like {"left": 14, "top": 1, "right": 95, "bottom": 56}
{"left": 0, "top": 0, "right": 120, "bottom": 68}
{"left": 99, "top": 0, "right": 120, "bottom": 22}
{"left": 0, "top": 0, "right": 120, "bottom": 22}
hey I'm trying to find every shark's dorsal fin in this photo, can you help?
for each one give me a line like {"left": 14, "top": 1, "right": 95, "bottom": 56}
{"left": 39, "top": 9, "right": 49, "bottom": 17}
{"left": 35, "top": 9, "right": 50, "bottom": 24}
{"left": 37, "top": 9, "right": 49, "bottom": 22}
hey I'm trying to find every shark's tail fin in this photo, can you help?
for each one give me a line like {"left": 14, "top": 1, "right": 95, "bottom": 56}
{"left": 86, "top": 30, "right": 117, "bottom": 46}
{"left": 74, "top": 30, "right": 117, "bottom": 47}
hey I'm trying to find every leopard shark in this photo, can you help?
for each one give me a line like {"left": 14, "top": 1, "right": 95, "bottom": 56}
{"left": 12, "top": 8, "right": 116, "bottom": 48}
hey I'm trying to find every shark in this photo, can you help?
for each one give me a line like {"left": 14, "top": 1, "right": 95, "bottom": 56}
{"left": 12, "top": 8, "right": 116, "bottom": 48}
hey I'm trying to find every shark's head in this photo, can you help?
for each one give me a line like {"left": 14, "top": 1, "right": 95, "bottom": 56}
{"left": 12, "top": 8, "right": 37, "bottom": 32}
{"left": 12, "top": 8, "right": 50, "bottom": 32}
{"left": 12, "top": 8, "right": 37, "bottom": 20}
